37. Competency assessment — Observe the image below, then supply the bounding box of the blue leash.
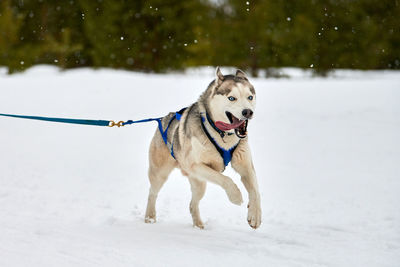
[0,113,162,128]
[0,112,180,159]
[1,110,238,166]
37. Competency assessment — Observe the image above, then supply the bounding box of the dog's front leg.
[190,164,243,205]
[232,142,262,229]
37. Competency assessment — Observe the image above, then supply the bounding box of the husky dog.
[145,67,261,229]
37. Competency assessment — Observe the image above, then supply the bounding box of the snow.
[0,66,399,267]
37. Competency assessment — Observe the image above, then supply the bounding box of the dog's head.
[205,67,256,139]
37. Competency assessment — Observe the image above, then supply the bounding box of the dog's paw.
[193,220,205,229]
[225,182,243,206]
[247,202,261,229]
[145,216,156,224]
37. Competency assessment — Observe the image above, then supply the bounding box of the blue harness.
[200,115,238,167]
[158,108,238,166]
[157,108,186,159]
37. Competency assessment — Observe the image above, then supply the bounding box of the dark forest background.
[0,0,399,75]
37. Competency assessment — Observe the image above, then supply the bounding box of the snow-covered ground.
[0,66,399,267]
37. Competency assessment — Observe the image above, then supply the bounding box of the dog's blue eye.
[248,96,253,100]
[228,96,236,101]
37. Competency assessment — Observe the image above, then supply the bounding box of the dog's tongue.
[215,120,245,131]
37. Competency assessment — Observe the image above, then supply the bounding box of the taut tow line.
[0,113,162,128]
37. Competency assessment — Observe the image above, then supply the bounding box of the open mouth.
[215,112,248,138]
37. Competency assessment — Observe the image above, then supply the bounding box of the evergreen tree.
[0,0,399,74]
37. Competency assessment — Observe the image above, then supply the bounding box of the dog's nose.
[242,109,253,119]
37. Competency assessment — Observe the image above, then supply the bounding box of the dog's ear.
[236,69,248,80]
[215,66,224,85]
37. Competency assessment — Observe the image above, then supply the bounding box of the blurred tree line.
[0,0,399,75]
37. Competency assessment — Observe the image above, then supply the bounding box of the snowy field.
[0,66,399,267]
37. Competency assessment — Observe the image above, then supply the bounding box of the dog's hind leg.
[145,136,175,224]
[188,177,207,229]
[145,160,174,223]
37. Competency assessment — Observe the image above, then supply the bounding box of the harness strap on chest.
[201,115,238,167]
